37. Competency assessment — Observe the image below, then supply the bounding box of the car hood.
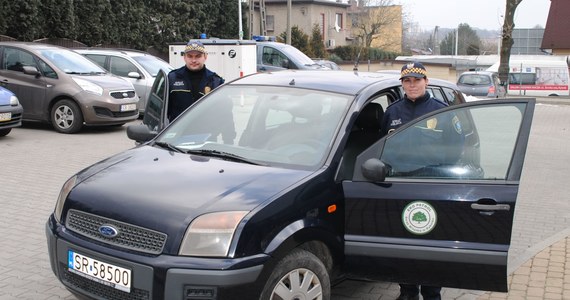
[71,74,133,90]
[65,145,312,247]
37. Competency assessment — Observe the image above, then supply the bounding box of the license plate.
[120,103,137,112]
[68,250,131,293]
[0,112,11,122]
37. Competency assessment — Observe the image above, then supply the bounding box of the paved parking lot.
[1,99,569,299]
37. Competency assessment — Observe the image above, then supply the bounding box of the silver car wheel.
[54,104,75,129]
[270,268,323,300]
[51,99,84,133]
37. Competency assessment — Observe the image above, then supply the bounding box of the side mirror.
[281,59,290,69]
[127,71,142,79]
[127,124,156,143]
[361,158,387,182]
[22,66,40,77]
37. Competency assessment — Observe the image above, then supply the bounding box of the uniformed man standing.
[167,40,225,122]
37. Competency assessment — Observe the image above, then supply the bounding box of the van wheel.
[260,249,330,300]
[51,99,83,134]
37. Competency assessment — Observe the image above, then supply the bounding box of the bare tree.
[499,0,523,86]
[351,0,401,50]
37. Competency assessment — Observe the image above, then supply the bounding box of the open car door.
[142,69,169,133]
[342,99,535,292]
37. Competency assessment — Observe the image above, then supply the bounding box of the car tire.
[0,128,11,136]
[51,99,84,134]
[260,248,330,300]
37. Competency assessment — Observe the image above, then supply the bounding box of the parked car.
[456,70,506,98]
[46,70,535,300]
[0,42,139,133]
[74,48,174,115]
[257,41,328,72]
[0,85,23,136]
[313,59,341,70]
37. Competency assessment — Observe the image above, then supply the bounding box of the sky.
[396,0,551,31]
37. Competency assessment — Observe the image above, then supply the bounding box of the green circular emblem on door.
[402,201,437,235]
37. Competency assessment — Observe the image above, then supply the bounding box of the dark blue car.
[46,70,535,300]
[0,85,23,136]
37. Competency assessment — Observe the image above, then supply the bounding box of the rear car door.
[342,99,535,292]
[141,69,168,132]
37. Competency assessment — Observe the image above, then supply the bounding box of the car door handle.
[471,203,510,211]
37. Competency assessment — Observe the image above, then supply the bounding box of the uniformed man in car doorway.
[167,40,224,122]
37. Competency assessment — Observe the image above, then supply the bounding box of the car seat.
[340,102,384,179]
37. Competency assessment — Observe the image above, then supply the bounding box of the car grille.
[94,106,138,118]
[110,90,136,99]
[66,209,167,255]
[60,264,150,300]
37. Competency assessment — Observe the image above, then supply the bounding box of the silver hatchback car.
[0,42,139,133]
[75,48,173,115]
[457,70,507,98]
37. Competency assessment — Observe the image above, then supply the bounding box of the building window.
[335,13,343,31]
[267,15,275,32]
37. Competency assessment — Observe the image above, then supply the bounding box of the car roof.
[73,48,151,57]
[232,70,461,96]
[0,41,66,51]
[231,70,404,95]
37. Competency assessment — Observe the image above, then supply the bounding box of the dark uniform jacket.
[380,92,447,137]
[380,92,465,173]
[167,66,224,121]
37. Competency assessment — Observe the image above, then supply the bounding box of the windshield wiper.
[153,141,183,153]
[186,149,265,166]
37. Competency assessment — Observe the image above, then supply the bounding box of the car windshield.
[40,49,107,74]
[156,85,351,170]
[282,45,321,66]
[132,55,173,77]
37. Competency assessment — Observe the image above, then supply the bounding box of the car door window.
[441,87,462,105]
[84,54,107,69]
[142,70,167,132]
[379,103,525,180]
[110,56,139,77]
[3,48,37,72]
[261,47,288,68]
[37,59,58,79]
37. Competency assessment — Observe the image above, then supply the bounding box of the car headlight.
[179,211,248,257]
[10,95,19,106]
[54,175,77,223]
[72,77,103,96]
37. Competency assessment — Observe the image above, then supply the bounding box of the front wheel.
[0,128,11,136]
[51,99,83,134]
[260,249,330,300]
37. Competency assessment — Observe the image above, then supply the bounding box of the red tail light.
[488,86,496,94]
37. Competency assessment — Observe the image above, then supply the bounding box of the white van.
[487,55,570,96]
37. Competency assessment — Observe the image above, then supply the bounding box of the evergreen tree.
[3,0,41,41]
[39,0,76,39]
[280,26,311,57]
[310,23,327,59]
[439,23,481,55]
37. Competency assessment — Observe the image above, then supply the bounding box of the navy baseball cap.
[184,40,206,54]
[400,62,427,80]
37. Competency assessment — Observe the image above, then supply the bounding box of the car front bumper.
[45,215,267,300]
